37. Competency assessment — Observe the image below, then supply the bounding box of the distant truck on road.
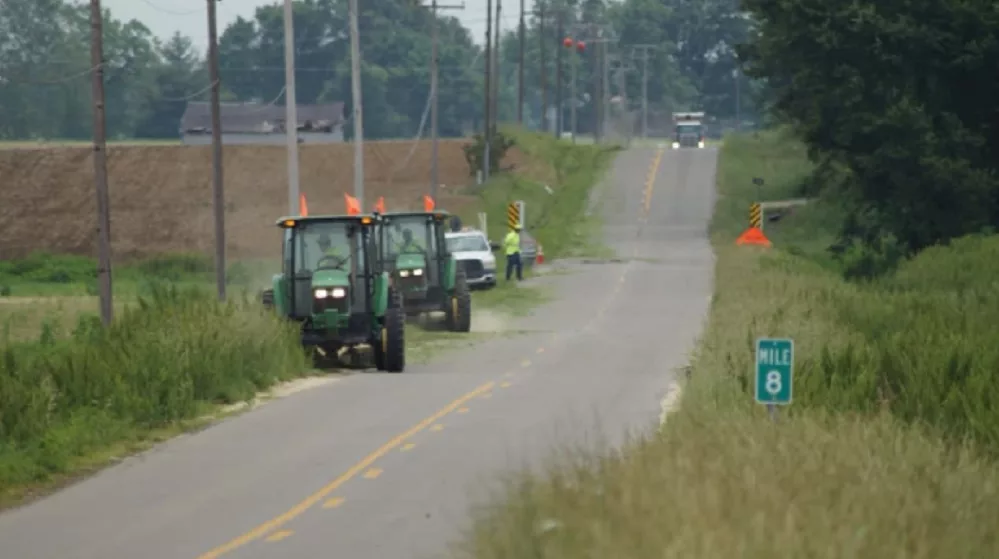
[671,111,706,149]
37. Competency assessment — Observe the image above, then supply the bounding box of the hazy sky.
[105,0,533,52]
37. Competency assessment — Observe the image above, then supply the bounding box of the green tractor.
[261,213,406,372]
[376,210,471,332]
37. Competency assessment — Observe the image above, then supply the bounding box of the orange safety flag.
[344,193,361,215]
[374,196,386,214]
[423,194,435,212]
[299,193,309,216]
[735,227,772,247]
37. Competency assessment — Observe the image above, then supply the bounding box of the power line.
[140,0,202,16]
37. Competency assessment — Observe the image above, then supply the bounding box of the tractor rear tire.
[380,307,405,372]
[446,268,472,333]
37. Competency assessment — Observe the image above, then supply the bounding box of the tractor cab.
[377,210,472,331]
[262,213,405,371]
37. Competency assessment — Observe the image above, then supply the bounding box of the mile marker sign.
[755,338,793,405]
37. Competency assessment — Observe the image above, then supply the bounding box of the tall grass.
[453,130,999,558]
[0,285,308,500]
[459,128,616,261]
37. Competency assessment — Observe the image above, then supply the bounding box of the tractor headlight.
[698,140,705,148]
[672,142,680,149]
[399,270,409,277]
[413,268,424,276]
[315,288,346,299]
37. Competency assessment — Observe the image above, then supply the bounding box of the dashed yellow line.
[322,497,345,509]
[264,530,293,543]
[642,148,665,215]
[196,381,495,558]
[430,424,444,432]
[401,442,416,451]
[362,468,382,479]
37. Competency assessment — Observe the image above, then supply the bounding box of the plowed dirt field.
[0,139,522,260]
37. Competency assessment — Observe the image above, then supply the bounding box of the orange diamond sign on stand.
[736,226,771,247]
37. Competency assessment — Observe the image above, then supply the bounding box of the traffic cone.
[736,227,771,247]
[536,244,545,264]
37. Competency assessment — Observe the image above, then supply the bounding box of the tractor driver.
[315,233,348,269]
[398,228,425,254]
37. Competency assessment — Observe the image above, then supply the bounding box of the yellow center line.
[321,497,345,509]
[642,149,665,215]
[264,530,293,543]
[197,380,495,558]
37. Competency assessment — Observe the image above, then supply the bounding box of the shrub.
[463,130,516,177]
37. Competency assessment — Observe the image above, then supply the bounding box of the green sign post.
[755,338,793,417]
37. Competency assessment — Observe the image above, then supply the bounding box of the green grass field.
[454,129,999,558]
[0,129,613,507]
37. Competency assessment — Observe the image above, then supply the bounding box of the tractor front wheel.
[377,307,406,372]
[446,268,472,332]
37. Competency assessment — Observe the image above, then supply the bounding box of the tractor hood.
[311,268,351,288]
[395,253,426,270]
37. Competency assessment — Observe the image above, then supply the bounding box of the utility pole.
[602,40,610,142]
[554,10,563,138]
[89,0,112,325]
[517,0,525,123]
[207,0,226,300]
[538,2,547,132]
[348,0,365,206]
[492,0,501,130]
[640,46,653,139]
[283,0,300,215]
[570,45,577,142]
[594,38,602,143]
[483,0,492,180]
[428,0,464,199]
[630,44,656,139]
[613,54,630,143]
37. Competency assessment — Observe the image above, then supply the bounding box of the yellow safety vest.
[503,231,520,256]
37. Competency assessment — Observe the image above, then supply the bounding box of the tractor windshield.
[384,215,436,257]
[294,221,365,274]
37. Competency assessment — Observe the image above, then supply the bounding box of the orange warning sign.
[736,227,771,247]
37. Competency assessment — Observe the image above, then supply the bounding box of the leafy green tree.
[739,0,999,256]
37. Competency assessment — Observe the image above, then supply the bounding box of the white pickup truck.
[444,228,498,289]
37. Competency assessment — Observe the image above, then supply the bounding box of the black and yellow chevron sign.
[507,202,520,229]
[750,202,762,228]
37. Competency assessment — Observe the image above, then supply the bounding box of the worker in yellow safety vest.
[503,224,523,281]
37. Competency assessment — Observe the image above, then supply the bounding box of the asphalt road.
[0,144,717,559]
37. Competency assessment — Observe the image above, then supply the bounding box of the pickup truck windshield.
[446,235,489,252]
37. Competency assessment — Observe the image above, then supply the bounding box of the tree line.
[0,0,757,141]
[739,0,999,268]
